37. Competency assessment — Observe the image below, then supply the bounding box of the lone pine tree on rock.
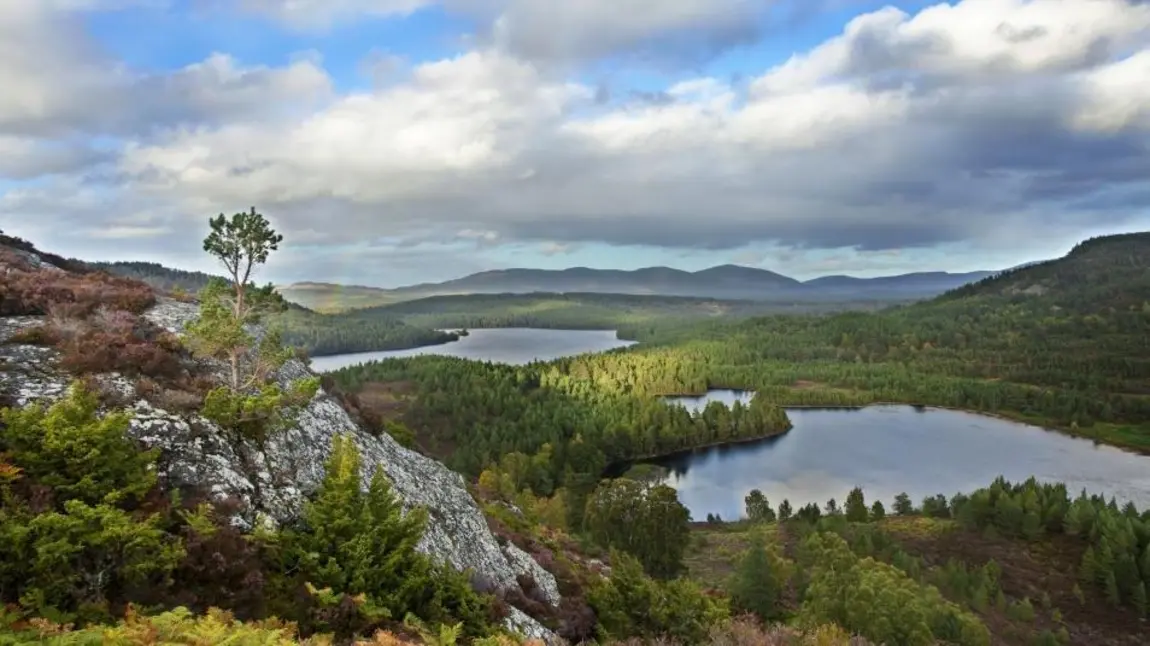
[185,209,318,507]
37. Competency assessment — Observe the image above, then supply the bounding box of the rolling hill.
[280,265,996,312]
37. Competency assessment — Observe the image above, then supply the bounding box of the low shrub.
[0,256,155,317]
[10,304,186,381]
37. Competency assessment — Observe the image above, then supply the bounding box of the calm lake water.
[655,390,1150,520]
[309,328,636,372]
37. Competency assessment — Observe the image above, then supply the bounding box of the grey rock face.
[2,298,561,640]
[0,317,68,406]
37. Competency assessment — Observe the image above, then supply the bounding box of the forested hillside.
[350,292,902,341]
[89,260,221,294]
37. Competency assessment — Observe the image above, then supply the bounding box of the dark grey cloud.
[487,0,764,65]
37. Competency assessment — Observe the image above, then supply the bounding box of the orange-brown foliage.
[1,243,191,382]
[24,306,183,380]
[1,251,155,317]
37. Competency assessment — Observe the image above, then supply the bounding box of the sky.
[2,0,1149,288]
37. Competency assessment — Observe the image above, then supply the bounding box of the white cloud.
[5,0,1150,281]
[760,0,1150,93]
[1072,50,1150,132]
[0,0,331,180]
[539,242,575,256]
[119,50,591,223]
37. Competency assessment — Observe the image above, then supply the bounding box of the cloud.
[0,0,331,180]
[539,242,576,256]
[233,0,775,64]
[0,137,108,179]
[229,0,431,31]
[5,0,1150,283]
[482,0,764,64]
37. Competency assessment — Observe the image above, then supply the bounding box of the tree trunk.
[230,349,241,391]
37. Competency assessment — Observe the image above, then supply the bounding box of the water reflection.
[649,392,1150,520]
[310,328,636,371]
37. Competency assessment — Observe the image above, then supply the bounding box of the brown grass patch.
[1,254,202,395]
[1,250,155,317]
[356,381,415,416]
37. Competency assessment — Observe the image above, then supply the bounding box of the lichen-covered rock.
[506,606,556,643]
[2,298,562,641]
[0,316,68,406]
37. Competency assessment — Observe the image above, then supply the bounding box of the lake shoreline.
[308,327,636,372]
[605,400,1149,482]
[780,402,1150,457]
[628,401,1150,519]
[305,331,461,359]
[654,390,1149,457]
[605,424,795,478]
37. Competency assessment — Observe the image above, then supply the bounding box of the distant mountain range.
[280,265,998,311]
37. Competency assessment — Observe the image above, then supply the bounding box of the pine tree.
[1072,583,1085,605]
[744,489,775,522]
[192,208,285,391]
[1079,546,1098,585]
[283,434,477,638]
[845,487,868,523]
[728,532,783,621]
[584,479,691,578]
[1021,510,1043,540]
[824,498,839,516]
[188,212,318,456]
[870,500,886,521]
[1114,553,1140,600]
[893,492,914,516]
[1104,570,1121,607]
[778,499,793,522]
[0,383,158,507]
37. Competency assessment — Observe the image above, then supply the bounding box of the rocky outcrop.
[0,317,68,406]
[1,297,561,641]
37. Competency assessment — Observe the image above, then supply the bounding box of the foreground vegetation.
[3,375,1146,644]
